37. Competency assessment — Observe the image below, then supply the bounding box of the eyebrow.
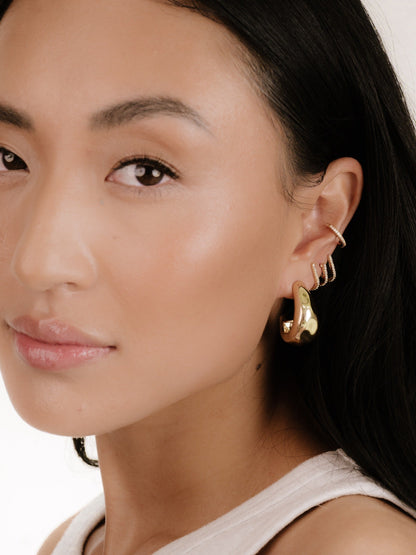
[90,97,210,132]
[0,103,34,130]
[0,96,211,133]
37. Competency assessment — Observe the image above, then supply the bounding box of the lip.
[9,315,114,347]
[8,316,116,371]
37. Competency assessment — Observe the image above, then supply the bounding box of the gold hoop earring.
[310,254,337,289]
[326,224,346,248]
[327,254,336,282]
[280,281,318,344]
[319,262,329,286]
[310,263,321,291]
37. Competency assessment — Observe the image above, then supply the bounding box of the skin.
[0,1,366,553]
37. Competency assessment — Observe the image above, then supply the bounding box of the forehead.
[0,0,259,131]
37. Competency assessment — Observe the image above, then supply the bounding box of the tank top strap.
[155,449,416,554]
[52,493,105,555]
[53,449,416,555]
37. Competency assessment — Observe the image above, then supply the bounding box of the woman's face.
[0,0,301,435]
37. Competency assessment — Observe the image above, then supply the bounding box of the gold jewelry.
[280,281,318,344]
[309,225,345,290]
[319,261,329,286]
[310,263,321,291]
[328,254,336,282]
[326,224,346,248]
[311,256,336,290]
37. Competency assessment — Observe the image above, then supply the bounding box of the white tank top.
[52,449,416,554]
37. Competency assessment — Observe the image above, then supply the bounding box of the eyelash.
[108,155,180,194]
[0,147,180,195]
[111,155,178,177]
[0,147,28,172]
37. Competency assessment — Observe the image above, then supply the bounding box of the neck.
[90,352,329,554]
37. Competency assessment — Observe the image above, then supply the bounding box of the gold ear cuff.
[327,223,347,248]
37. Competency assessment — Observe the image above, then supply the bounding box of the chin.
[11,403,96,437]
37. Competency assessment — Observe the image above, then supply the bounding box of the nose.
[11,176,98,293]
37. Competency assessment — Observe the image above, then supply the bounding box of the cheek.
[0,169,290,437]
[97,186,289,422]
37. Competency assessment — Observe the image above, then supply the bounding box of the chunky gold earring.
[280,281,318,344]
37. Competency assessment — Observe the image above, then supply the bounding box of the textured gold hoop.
[319,262,329,286]
[326,224,346,248]
[310,263,321,291]
[280,281,318,344]
[327,254,336,282]
[309,224,344,293]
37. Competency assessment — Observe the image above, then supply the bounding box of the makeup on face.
[8,316,116,372]
[13,332,114,371]
[0,0,294,436]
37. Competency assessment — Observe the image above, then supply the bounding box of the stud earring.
[280,281,318,344]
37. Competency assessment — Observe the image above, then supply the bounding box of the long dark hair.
[2,0,416,510]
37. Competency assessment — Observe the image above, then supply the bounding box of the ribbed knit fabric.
[52,449,416,554]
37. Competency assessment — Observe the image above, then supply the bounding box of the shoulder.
[264,495,416,555]
[314,495,416,555]
[37,512,79,555]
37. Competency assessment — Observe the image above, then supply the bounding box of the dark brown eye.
[135,165,164,186]
[0,148,27,171]
[108,156,178,191]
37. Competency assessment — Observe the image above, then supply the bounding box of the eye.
[108,156,179,189]
[0,147,28,172]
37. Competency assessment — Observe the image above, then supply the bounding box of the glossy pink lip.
[8,316,116,371]
[9,316,114,347]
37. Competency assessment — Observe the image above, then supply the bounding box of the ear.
[278,157,363,298]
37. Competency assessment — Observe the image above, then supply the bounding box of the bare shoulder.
[263,495,416,555]
[37,512,79,555]
[314,495,416,555]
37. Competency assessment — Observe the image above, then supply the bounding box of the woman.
[0,0,415,553]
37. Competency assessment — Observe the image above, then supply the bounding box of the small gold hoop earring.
[319,262,329,286]
[326,224,346,248]
[327,254,336,282]
[280,281,318,344]
[310,263,320,291]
